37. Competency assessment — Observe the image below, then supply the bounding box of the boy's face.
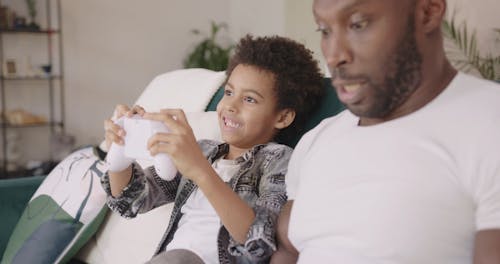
[217,64,288,152]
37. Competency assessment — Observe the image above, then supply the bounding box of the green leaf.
[443,14,499,81]
[184,20,233,71]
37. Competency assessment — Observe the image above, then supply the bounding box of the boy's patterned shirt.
[101,139,292,263]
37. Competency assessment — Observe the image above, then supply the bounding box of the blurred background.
[0,0,498,176]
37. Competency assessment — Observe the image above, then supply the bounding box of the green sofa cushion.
[205,78,344,147]
[0,176,45,256]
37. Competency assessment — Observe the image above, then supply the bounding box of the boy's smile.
[217,64,291,159]
[222,116,241,129]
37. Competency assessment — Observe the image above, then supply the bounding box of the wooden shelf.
[0,76,62,81]
[0,122,63,128]
[0,29,60,34]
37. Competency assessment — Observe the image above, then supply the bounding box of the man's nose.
[322,35,353,70]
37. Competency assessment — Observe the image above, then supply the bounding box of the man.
[272,0,500,263]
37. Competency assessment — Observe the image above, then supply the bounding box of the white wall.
[3,1,498,165]
[284,0,328,75]
[228,0,326,74]
[228,0,285,39]
[62,0,230,146]
[446,0,500,54]
[228,0,326,76]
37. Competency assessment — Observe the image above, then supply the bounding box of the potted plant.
[25,0,40,31]
[184,21,234,71]
[442,14,500,81]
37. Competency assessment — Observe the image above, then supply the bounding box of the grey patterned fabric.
[101,139,292,263]
[147,249,204,264]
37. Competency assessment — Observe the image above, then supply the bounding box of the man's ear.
[274,109,296,129]
[416,0,447,34]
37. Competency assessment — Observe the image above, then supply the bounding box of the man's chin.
[346,104,388,120]
[345,104,370,118]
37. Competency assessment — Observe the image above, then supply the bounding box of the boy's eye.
[243,96,257,104]
[350,20,368,31]
[224,89,233,96]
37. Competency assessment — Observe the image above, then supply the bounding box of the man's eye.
[316,27,330,37]
[244,96,257,104]
[350,20,368,31]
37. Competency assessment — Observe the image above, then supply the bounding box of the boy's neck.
[226,145,251,160]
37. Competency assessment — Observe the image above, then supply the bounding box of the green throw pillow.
[1,147,109,264]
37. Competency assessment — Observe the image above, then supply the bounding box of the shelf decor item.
[25,0,40,31]
[0,6,8,29]
[40,64,52,76]
[3,59,17,76]
[183,21,233,71]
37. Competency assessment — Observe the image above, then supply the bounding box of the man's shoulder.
[448,72,500,115]
[303,110,354,139]
[452,72,500,97]
[291,110,353,154]
[456,72,500,87]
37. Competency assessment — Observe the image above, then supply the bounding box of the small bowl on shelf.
[40,64,52,76]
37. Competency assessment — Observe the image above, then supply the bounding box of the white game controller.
[106,115,177,181]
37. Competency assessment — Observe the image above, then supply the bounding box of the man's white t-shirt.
[166,158,239,264]
[286,73,500,263]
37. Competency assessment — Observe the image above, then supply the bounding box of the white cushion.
[99,68,225,152]
[134,68,226,113]
[77,69,224,264]
[77,204,174,264]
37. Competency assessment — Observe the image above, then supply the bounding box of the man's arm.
[271,200,299,264]
[473,230,500,264]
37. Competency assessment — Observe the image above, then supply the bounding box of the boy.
[101,35,324,263]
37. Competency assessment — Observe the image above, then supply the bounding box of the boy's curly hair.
[226,35,325,145]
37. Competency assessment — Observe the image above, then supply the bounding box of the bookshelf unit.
[0,0,64,178]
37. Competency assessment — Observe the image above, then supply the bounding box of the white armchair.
[77,68,226,264]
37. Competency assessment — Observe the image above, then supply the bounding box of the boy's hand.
[103,104,146,150]
[143,109,211,182]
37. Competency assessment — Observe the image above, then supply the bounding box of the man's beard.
[368,14,423,118]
